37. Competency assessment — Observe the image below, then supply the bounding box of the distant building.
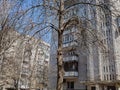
[49,0,120,90]
[0,30,50,90]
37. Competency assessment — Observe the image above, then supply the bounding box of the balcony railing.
[64,71,78,77]
[63,56,78,62]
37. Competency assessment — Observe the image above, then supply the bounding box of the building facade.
[50,0,120,90]
[0,30,50,90]
[19,36,50,90]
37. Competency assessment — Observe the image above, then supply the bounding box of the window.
[104,75,106,80]
[115,16,120,38]
[106,66,108,72]
[64,61,78,71]
[110,74,112,80]
[112,74,115,80]
[107,74,109,80]
[103,66,105,72]
[117,16,120,27]
[64,7,77,19]
[111,65,114,72]
[63,34,74,44]
[79,4,86,17]
[91,87,96,90]
[67,81,74,89]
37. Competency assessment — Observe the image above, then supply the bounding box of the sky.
[15,0,52,44]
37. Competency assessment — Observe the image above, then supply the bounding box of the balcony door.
[67,81,74,90]
[91,86,96,90]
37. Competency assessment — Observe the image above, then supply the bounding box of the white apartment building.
[19,36,50,90]
[49,0,120,90]
[0,30,50,90]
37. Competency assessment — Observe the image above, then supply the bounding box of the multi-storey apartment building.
[50,0,120,90]
[19,36,50,90]
[0,30,50,90]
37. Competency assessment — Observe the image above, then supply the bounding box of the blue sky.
[15,0,52,44]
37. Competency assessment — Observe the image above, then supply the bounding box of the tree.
[0,0,47,89]
[37,1,119,90]
[0,0,120,90]
[0,0,24,87]
[27,0,119,90]
[0,30,50,90]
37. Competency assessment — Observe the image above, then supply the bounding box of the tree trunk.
[56,32,64,90]
[56,0,64,90]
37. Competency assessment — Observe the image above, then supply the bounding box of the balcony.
[64,71,78,77]
[63,56,78,62]
[64,61,78,78]
[63,41,77,48]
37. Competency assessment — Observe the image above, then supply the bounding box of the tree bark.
[57,32,64,90]
[56,0,64,90]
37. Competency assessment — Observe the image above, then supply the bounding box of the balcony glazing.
[64,71,78,77]
[63,55,78,62]
[63,41,77,47]
[64,61,78,77]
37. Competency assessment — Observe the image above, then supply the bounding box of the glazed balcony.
[63,41,77,48]
[63,55,78,62]
[64,61,78,77]
[64,71,78,77]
